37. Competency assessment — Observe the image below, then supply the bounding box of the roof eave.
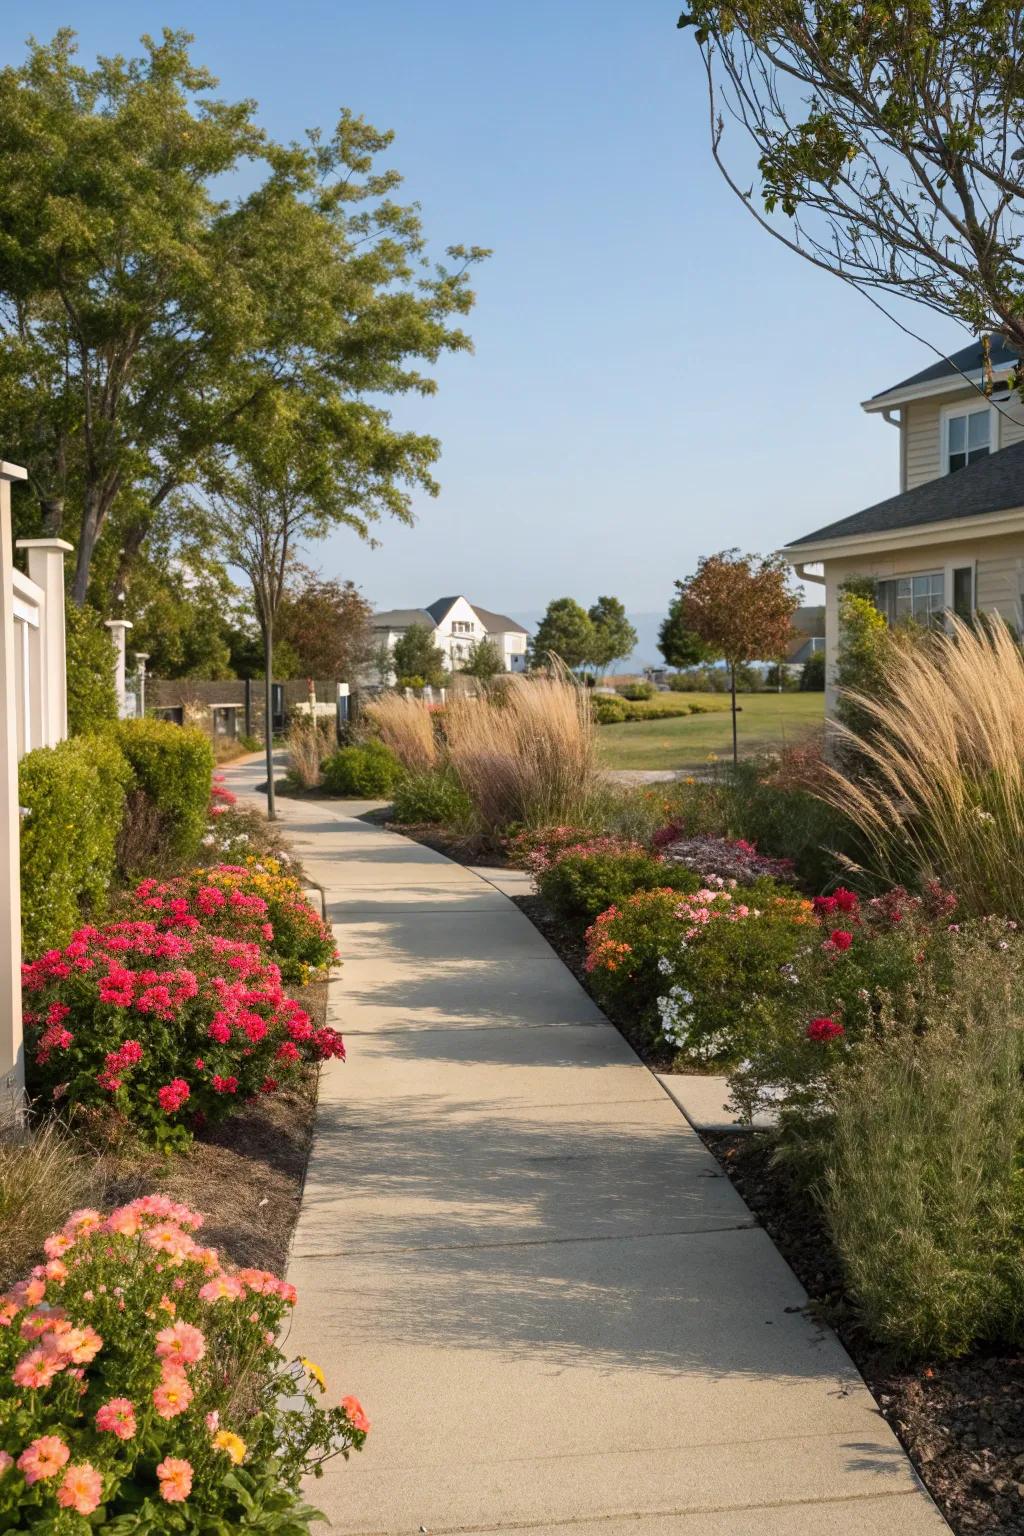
[862,366,1013,413]
[781,503,1024,564]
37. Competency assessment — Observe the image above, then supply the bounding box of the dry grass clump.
[0,1121,104,1288]
[444,670,597,834]
[362,693,438,774]
[819,617,1024,916]
[286,715,335,789]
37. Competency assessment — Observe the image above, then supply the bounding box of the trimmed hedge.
[19,735,133,957]
[594,696,726,725]
[65,602,118,737]
[322,739,402,797]
[113,718,215,861]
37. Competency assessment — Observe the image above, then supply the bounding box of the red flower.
[806,1017,845,1043]
[832,887,859,913]
[157,1079,190,1114]
[211,1075,238,1095]
[813,895,838,917]
[829,929,853,952]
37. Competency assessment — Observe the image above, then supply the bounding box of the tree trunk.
[730,661,738,768]
[263,626,277,821]
[40,496,65,538]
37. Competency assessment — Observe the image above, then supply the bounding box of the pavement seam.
[291,1220,761,1258]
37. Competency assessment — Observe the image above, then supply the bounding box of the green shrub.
[391,767,474,826]
[716,755,855,891]
[64,602,118,737]
[616,681,655,701]
[800,649,826,690]
[592,695,629,724]
[538,846,700,924]
[823,1016,1024,1359]
[582,887,700,1033]
[19,735,132,956]
[322,738,402,796]
[113,718,214,862]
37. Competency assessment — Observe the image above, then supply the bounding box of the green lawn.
[596,691,825,771]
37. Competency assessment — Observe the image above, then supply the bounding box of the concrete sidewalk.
[226,761,948,1535]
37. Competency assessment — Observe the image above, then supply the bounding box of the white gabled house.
[370,595,529,681]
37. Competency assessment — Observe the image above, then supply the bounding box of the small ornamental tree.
[674,550,799,763]
[275,571,374,682]
[531,598,595,672]
[586,596,637,676]
[461,635,505,680]
[392,624,447,689]
[657,594,717,670]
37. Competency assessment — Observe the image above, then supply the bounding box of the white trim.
[782,503,1024,564]
[939,398,995,477]
[862,366,1013,413]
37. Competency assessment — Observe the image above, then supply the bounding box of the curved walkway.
[226,761,948,1536]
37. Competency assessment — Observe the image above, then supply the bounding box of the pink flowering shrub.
[0,1196,367,1529]
[22,923,345,1148]
[130,860,337,986]
[504,825,594,873]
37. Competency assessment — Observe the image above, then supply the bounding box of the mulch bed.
[705,1132,1024,1535]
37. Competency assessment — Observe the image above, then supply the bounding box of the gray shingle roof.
[372,599,530,636]
[371,607,435,629]
[469,604,529,636]
[787,439,1024,549]
[873,335,1019,399]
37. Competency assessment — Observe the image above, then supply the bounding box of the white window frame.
[876,568,947,627]
[940,400,995,475]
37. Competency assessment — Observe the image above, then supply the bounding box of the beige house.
[785,334,1024,713]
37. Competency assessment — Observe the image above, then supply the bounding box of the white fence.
[0,464,72,1116]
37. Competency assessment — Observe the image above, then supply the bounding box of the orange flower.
[56,1462,103,1515]
[157,1456,193,1502]
[17,1435,70,1484]
[152,1374,193,1419]
[341,1395,371,1434]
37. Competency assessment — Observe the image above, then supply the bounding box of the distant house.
[784,606,826,668]
[370,595,530,680]
[783,335,1024,713]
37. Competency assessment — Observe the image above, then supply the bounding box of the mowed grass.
[596,691,825,770]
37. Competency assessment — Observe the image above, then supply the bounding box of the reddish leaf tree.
[275,571,374,682]
[674,550,798,764]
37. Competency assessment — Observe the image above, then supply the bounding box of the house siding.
[903,388,978,489]
[821,529,1024,713]
[997,394,1024,450]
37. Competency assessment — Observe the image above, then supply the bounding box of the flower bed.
[23,923,344,1150]
[0,1195,366,1529]
[131,859,337,985]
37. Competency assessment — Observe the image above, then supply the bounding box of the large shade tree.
[587,596,637,676]
[0,30,486,602]
[677,1,1024,366]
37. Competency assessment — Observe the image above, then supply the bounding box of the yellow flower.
[301,1357,326,1391]
[213,1430,247,1465]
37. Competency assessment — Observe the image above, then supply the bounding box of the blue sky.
[6,2,971,618]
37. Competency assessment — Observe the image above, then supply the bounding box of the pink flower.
[157,1456,193,1502]
[152,1373,193,1418]
[18,1435,70,1484]
[0,1451,12,1478]
[56,1462,103,1515]
[155,1321,206,1366]
[13,1347,61,1389]
[806,1017,845,1043]
[157,1079,190,1113]
[341,1394,371,1433]
[95,1397,137,1440]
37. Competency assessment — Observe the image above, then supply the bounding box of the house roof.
[869,334,1019,406]
[787,438,1024,550]
[374,597,529,636]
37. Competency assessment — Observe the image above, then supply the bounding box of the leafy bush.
[391,767,474,826]
[321,738,402,796]
[131,860,337,986]
[537,843,700,924]
[800,649,826,690]
[591,695,629,724]
[114,719,214,863]
[19,735,133,957]
[22,922,346,1149]
[615,681,655,701]
[64,603,118,738]
[822,1015,1024,1359]
[0,1195,367,1529]
[582,888,706,1030]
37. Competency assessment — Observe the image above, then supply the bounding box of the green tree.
[0,31,487,603]
[658,594,717,669]
[586,596,637,675]
[64,602,118,736]
[461,635,505,681]
[678,2,1024,355]
[835,587,891,737]
[800,649,826,691]
[674,550,798,764]
[391,625,447,690]
[531,598,595,672]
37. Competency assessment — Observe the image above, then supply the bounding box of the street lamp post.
[135,653,150,718]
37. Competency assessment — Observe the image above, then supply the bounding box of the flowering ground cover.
[0,1195,366,1530]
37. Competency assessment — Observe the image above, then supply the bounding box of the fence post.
[16,538,73,746]
[0,461,29,1120]
[104,619,133,716]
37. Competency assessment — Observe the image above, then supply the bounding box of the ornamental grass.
[444,670,597,836]
[362,692,438,774]
[820,616,1024,919]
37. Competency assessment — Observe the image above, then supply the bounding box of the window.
[953,566,974,621]
[451,620,474,634]
[945,407,990,473]
[876,572,945,626]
